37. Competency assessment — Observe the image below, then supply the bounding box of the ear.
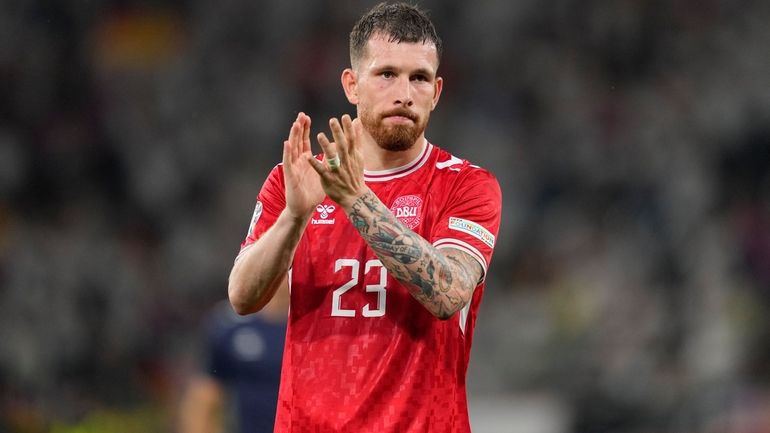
[341,68,359,105]
[430,76,444,111]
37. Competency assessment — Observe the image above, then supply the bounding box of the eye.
[412,74,428,82]
[381,71,395,79]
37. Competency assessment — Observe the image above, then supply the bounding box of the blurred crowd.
[0,0,768,432]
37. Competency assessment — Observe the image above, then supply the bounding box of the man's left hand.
[306,114,369,209]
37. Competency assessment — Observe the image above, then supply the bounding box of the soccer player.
[228,2,502,432]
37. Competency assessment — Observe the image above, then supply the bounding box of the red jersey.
[239,140,502,433]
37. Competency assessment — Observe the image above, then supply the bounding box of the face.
[343,35,443,152]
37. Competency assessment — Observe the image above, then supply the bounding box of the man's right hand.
[229,112,322,315]
[283,112,325,220]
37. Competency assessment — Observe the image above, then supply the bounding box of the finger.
[329,117,347,155]
[306,154,328,176]
[341,114,355,157]
[288,120,301,160]
[349,118,363,156]
[317,132,339,161]
[294,121,304,160]
[300,112,312,154]
[283,140,292,167]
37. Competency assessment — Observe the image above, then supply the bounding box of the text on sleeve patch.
[448,216,495,248]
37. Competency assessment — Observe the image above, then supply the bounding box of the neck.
[360,130,427,171]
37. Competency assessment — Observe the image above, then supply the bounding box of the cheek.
[361,78,389,93]
[415,84,436,101]
[418,90,437,110]
[358,86,384,106]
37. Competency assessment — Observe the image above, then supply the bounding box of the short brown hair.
[349,2,442,68]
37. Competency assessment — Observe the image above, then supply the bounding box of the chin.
[373,125,421,152]
[377,139,414,152]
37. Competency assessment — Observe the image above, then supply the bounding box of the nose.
[394,76,413,107]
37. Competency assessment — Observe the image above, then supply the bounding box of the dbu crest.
[390,195,422,229]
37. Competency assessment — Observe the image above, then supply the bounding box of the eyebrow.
[372,65,435,78]
[410,68,434,77]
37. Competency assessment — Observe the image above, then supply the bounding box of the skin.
[228,35,483,319]
[343,34,442,168]
[178,375,224,433]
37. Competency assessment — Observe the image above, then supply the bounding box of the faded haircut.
[349,2,443,69]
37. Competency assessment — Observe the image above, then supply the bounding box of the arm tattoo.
[347,191,483,319]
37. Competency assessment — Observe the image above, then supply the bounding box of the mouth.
[383,115,414,124]
[381,110,417,124]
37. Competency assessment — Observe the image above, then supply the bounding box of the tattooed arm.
[346,190,483,319]
[305,115,483,318]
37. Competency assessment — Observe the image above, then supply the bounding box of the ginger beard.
[360,106,428,152]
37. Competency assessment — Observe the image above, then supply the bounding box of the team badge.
[390,195,422,229]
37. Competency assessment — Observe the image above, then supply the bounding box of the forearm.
[228,208,308,314]
[343,190,478,319]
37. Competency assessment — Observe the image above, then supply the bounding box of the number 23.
[331,259,387,317]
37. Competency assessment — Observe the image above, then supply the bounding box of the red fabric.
[239,142,502,433]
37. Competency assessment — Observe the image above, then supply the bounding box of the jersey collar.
[363,139,433,182]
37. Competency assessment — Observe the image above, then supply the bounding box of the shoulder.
[256,163,287,199]
[430,144,501,192]
[267,162,285,181]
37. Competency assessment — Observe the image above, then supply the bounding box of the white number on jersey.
[331,259,387,317]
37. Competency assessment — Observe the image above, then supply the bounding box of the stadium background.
[1,0,769,432]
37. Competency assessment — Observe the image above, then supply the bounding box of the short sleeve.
[430,167,502,282]
[237,164,286,260]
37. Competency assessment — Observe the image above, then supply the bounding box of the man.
[178,289,288,433]
[228,2,502,432]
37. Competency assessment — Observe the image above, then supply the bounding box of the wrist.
[339,187,371,212]
[280,207,313,226]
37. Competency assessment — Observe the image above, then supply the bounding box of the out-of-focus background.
[1,0,769,432]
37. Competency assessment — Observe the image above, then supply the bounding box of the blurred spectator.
[178,288,288,433]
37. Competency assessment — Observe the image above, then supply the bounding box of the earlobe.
[341,69,359,105]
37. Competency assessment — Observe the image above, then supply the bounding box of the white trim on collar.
[363,139,432,182]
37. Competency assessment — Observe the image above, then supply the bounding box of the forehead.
[359,34,439,72]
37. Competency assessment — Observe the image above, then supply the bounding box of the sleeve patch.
[247,201,263,236]
[448,217,495,248]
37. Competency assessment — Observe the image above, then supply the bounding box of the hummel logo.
[316,204,336,219]
[312,204,336,225]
